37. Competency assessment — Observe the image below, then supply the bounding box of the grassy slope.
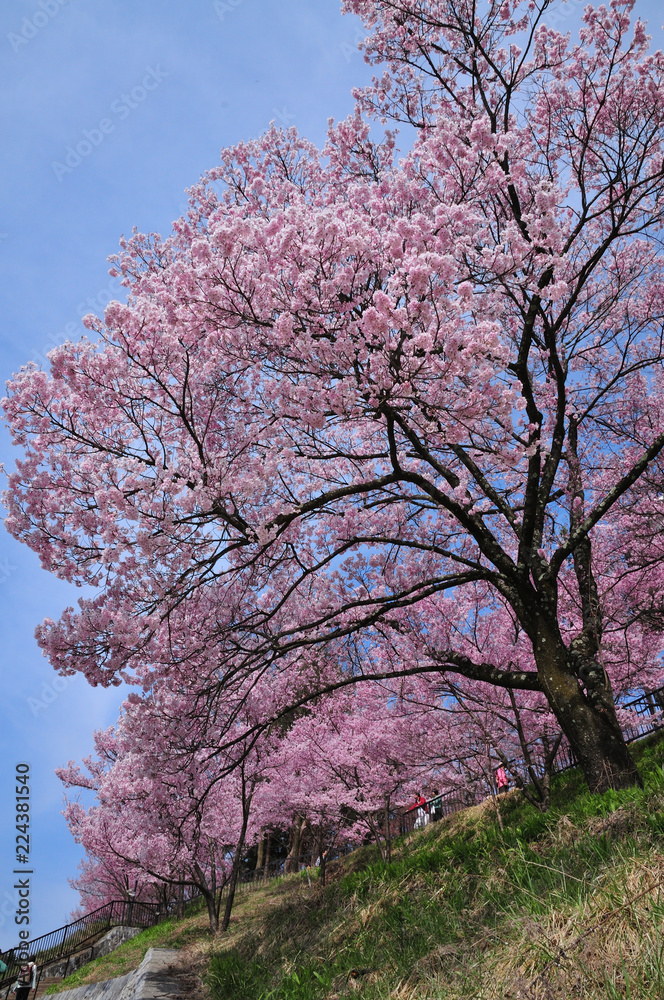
[49,734,664,999]
[43,910,211,994]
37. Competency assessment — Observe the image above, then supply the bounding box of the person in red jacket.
[413,792,429,828]
[495,766,509,795]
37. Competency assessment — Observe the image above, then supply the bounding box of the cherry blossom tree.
[58,685,281,933]
[252,684,434,868]
[6,0,664,792]
[59,734,232,932]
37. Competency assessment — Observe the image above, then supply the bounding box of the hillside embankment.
[48,733,664,999]
[41,948,180,1000]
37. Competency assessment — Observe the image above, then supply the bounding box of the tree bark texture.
[532,614,641,793]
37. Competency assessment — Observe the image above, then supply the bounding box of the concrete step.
[44,949,182,1000]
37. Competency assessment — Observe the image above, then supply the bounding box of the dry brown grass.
[398,850,664,999]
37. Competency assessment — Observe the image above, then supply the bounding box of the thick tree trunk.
[540,417,642,793]
[533,617,641,793]
[193,861,219,933]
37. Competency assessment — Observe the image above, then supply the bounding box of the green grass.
[47,734,664,999]
[44,909,210,993]
[207,734,664,1000]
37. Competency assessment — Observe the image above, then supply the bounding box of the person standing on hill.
[496,767,509,796]
[413,793,429,828]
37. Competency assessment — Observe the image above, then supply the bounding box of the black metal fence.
[0,857,355,995]
[0,898,160,996]
[398,683,664,834]
[533,686,664,777]
[621,688,664,742]
[400,786,479,835]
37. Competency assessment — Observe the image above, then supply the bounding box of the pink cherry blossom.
[5,0,664,795]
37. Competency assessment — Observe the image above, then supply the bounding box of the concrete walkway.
[48,949,182,1000]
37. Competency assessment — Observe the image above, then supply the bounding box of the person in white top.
[12,958,37,1000]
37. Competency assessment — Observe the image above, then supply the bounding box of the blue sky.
[0,0,373,946]
[0,0,663,949]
